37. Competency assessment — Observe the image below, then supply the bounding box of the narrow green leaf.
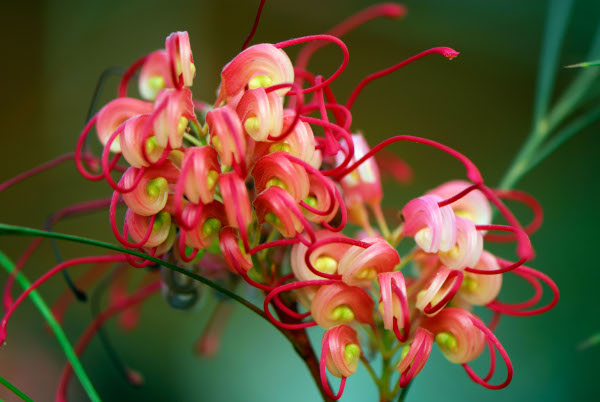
[532,0,574,128]
[564,59,600,69]
[528,103,600,171]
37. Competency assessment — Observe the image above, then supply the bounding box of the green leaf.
[564,59,600,69]
[532,0,574,128]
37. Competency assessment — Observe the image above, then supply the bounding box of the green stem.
[0,224,280,336]
[360,355,381,388]
[183,133,203,146]
[0,373,34,402]
[0,250,101,402]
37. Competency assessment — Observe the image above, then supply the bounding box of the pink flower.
[402,195,457,253]
[311,282,374,328]
[217,43,294,106]
[428,180,491,225]
[337,236,400,286]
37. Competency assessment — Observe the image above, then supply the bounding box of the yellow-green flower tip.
[177,116,189,134]
[145,136,159,155]
[146,177,168,198]
[265,212,282,227]
[269,142,291,153]
[244,116,260,135]
[331,305,355,323]
[357,267,377,280]
[315,255,338,275]
[152,211,171,233]
[344,344,361,364]
[148,76,165,92]
[461,276,478,292]
[304,196,318,208]
[248,74,273,89]
[202,218,222,237]
[207,170,219,190]
[435,331,457,351]
[266,177,287,190]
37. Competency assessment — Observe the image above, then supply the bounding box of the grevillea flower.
[138,50,174,101]
[377,271,410,341]
[302,173,338,224]
[438,216,483,270]
[216,43,294,106]
[322,325,361,378]
[457,251,503,306]
[311,282,374,328]
[236,87,284,141]
[429,180,491,225]
[120,114,166,167]
[121,161,179,216]
[153,88,196,149]
[415,266,463,316]
[184,201,226,250]
[252,152,310,202]
[165,31,196,88]
[291,230,350,282]
[124,210,172,250]
[218,172,252,235]
[422,307,485,364]
[219,227,253,273]
[319,325,361,399]
[0,4,561,400]
[336,134,383,207]
[254,186,305,238]
[206,106,247,167]
[337,236,400,286]
[396,327,434,387]
[402,195,457,253]
[96,98,153,152]
[256,110,322,168]
[181,146,220,204]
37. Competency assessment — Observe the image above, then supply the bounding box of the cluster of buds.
[0,3,559,400]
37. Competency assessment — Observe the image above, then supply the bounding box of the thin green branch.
[0,250,101,402]
[0,223,279,335]
[0,373,34,402]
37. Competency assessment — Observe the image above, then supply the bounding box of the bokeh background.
[1,0,599,401]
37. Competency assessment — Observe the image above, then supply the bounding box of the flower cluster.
[0,3,559,400]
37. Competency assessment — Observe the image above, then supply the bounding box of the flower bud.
[311,282,374,328]
[337,237,400,287]
[138,50,174,101]
[217,43,294,105]
[97,98,153,153]
[153,87,196,149]
[402,195,456,253]
[165,31,195,87]
[322,325,361,378]
[236,87,283,141]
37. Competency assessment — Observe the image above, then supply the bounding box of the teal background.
[0,0,599,401]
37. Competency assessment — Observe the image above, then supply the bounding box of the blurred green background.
[1,0,599,400]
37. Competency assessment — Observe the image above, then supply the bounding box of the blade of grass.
[0,250,101,402]
[0,373,34,402]
[527,103,600,171]
[499,0,574,190]
[532,0,574,127]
